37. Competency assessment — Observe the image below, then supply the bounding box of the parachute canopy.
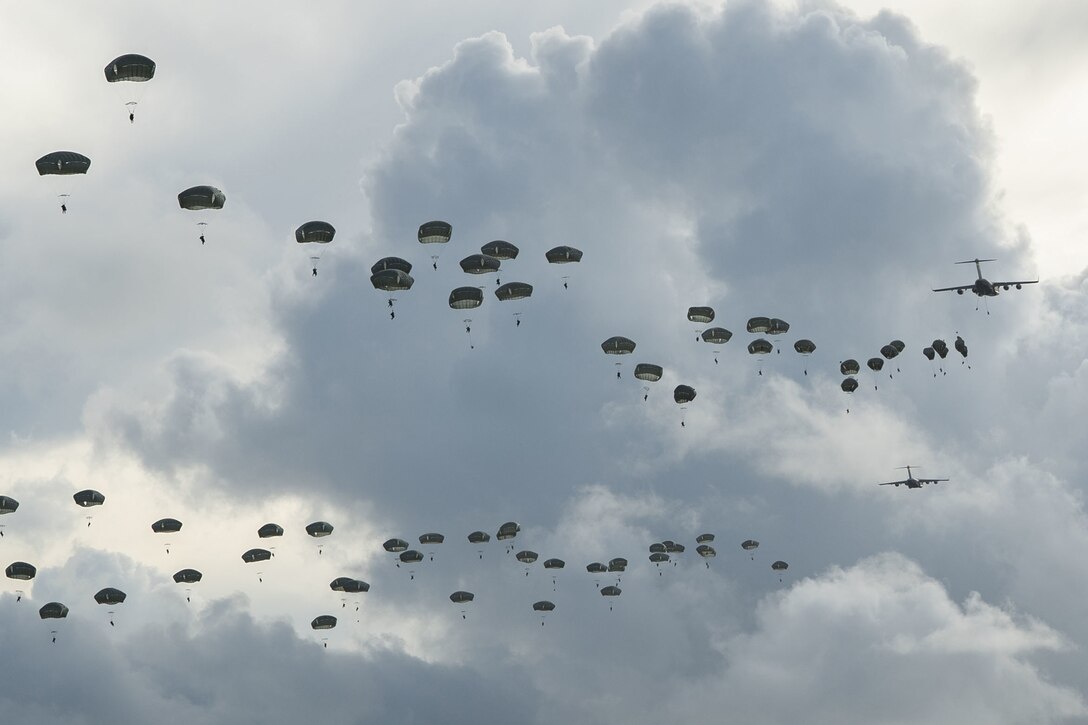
[418,221,452,244]
[0,496,19,514]
[748,339,773,355]
[673,385,696,404]
[73,490,105,507]
[543,558,565,569]
[306,521,334,538]
[419,533,445,545]
[459,254,500,275]
[840,359,860,376]
[649,552,670,563]
[741,539,760,551]
[532,600,555,612]
[545,246,582,264]
[880,344,899,360]
[890,340,906,353]
[399,550,424,564]
[932,339,949,359]
[370,269,414,292]
[923,347,936,361]
[258,523,284,539]
[771,561,789,572]
[768,318,790,335]
[955,336,968,358]
[177,185,225,210]
[173,569,203,584]
[608,558,628,572]
[701,327,733,345]
[600,585,622,597]
[746,317,771,334]
[104,54,155,82]
[516,550,539,564]
[329,577,369,593]
[371,257,412,275]
[295,221,335,244]
[311,615,337,630]
[39,602,69,620]
[151,518,182,534]
[633,363,663,382]
[242,548,272,563]
[497,522,521,540]
[586,562,607,574]
[495,282,533,301]
[467,531,491,544]
[36,151,91,176]
[601,336,636,355]
[383,538,409,553]
[687,307,715,324]
[450,591,475,604]
[841,377,859,393]
[94,587,127,605]
[481,240,518,259]
[696,545,716,559]
[794,339,816,355]
[5,561,36,580]
[866,357,884,372]
[449,287,483,309]
[696,533,715,544]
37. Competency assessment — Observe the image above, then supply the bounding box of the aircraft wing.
[932,284,973,293]
[991,279,1038,289]
[917,478,949,484]
[878,480,905,486]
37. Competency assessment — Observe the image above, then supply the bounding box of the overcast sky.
[2,1,1088,723]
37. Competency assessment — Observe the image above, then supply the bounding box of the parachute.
[419,221,452,269]
[94,587,126,626]
[151,518,182,533]
[793,339,816,375]
[73,489,105,507]
[586,562,607,573]
[687,307,715,340]
[173,568,203,584]
[296,221,335,276]
[306,521,334,538]
[634,363,663,400]
[242,548,272,563]
[495,282,533,327]
[419,533,444,561]
[0,495,18,537]
[311,615,337,645]
[866,357,884,372]
[932,339,949,359]
[450,591,475,619]
[39,601,68,642]
[460,254,500,275]
[104,54,155,122]
[923,347,935,361]
[600,585,622,611]
[880,343,901,374]
[767,318,790,335]
[497,522,520,552]
[696,545,716,567]
[516,550,538,576]
[258,523,284,539]
[370,268,414,318]
[449,287,483,309]
[746,317,771,334]
[701,327,732,363]
[399,550,424,579]
[383,538,409,553]
[687,306,715,324]
[468,530,491,559]
[955,335,968,359]
[673,385,696,404]
[174,568,202,601]
[748,339,773,374]
[36,152,90,213]
[771,560,789,582]
[602,336,636,379]
[178,185,226,244]
[481,240,518,260]
[696,533,715,543]
[543,558,565,569]
[545,245,582,288]
[841,377,858,411]
[840,359,860,376]
[533,600,555,625]
[607,557,627,572]
[371,257,413,274]
[5,561,36,581]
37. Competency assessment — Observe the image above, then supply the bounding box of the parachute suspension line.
[513,312,522,327]
[680,406,688,428]
[464,319,474,349]
[310,256,320,277]
[642,386,650,402]
[431,254,439,271]
[58,193,70,214]
[388,297,397,320]
[615,362,622,380]
[561,275,570,290]
[197,221,208,245]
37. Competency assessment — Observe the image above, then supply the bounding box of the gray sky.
[2,1,1088,723]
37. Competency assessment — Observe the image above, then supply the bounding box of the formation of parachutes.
[2,493,791,642]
